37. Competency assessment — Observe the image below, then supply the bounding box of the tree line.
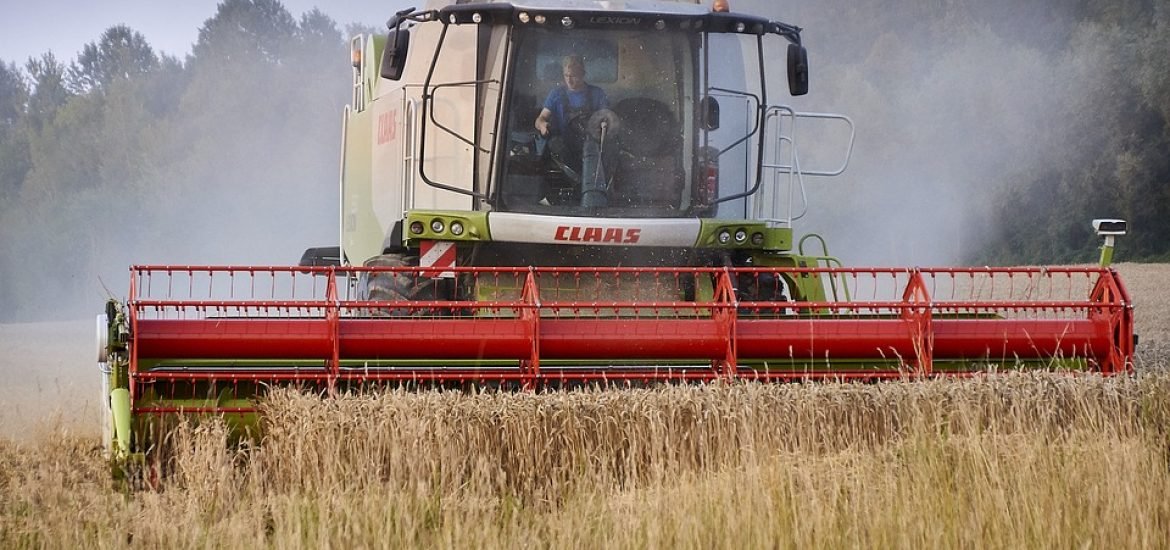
[768,0,1170,265]
[0,0,350,321]
[1,0,1168,321]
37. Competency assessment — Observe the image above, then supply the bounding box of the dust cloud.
[0,321,97,441]
[744,0,1092,266]
[0,6,349,436]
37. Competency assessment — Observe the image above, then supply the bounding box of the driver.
[534,55,617,207]
[535,55,608,137]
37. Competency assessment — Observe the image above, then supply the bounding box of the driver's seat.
[612,98,684,208]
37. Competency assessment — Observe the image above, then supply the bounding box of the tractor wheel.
[736,271,790,317]
[361,254,444,316]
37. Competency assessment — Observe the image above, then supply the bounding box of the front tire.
[361,254,446,316]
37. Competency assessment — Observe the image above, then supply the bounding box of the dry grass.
[2,373,1169,549]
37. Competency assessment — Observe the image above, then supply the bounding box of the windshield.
[496,27,699,218]
[492,25,768,220]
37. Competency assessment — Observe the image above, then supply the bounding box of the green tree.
[1138,4,1170,128]
[23,52,69,131]
[67,25,159,94]
[191,0,298,66]
[0,2,358,321]
[0,61,25,127]
[0,61,30,201]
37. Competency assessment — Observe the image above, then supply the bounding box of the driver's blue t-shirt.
[542,85,609,135]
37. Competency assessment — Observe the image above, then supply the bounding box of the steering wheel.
[567,109,621,143]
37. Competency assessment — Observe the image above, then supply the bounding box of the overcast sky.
[0,0,415,66]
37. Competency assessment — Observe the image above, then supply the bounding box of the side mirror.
[381,29,411,80]
[700,96,721,131]
[787,43,808,96]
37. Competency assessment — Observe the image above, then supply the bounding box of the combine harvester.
[97,0,1135,455]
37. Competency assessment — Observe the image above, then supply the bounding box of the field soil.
[0,320,96,441]
[0,263,1165,441]
[1113,263,1170,347]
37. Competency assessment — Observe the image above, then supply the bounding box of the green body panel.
[110,388,131,456]
[1099,242,1115,267]
[760,227,793,251]
[131,405,262,452]
[340,32,393,265]
[341,107,382,264]
[750,253,831,302]
[363,34,386,100]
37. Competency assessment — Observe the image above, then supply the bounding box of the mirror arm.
[385,7,415,31]
[386,8,437,58]
[387,7,437,30]
[768,21,803,45]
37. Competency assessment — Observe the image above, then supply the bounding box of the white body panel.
[367,21,480,234]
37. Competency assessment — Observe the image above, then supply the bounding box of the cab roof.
[430,0,710,16]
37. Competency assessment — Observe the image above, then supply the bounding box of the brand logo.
[376,110,398,145]
[554,225,642,244]
[590,16,641,25]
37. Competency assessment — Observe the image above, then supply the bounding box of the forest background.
[1,0,1167,322]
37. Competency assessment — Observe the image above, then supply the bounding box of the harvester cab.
[324,0,856,279]
[97,0,1134,459]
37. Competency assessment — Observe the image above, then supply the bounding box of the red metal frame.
[125,265,1135,414]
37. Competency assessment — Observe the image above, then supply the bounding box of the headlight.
[717,229,732,244]
[430,219,445,233]
[734,229,748,243]
[410,221,424,234]
[450,221,465,236]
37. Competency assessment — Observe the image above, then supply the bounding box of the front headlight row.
[716,228,763,246]
[410,218,467,237]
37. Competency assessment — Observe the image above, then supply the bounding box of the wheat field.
[1,263,1168,549]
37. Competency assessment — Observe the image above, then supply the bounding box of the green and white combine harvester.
[97,0,1135,457]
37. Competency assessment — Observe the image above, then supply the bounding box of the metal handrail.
[755,108,856,224]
